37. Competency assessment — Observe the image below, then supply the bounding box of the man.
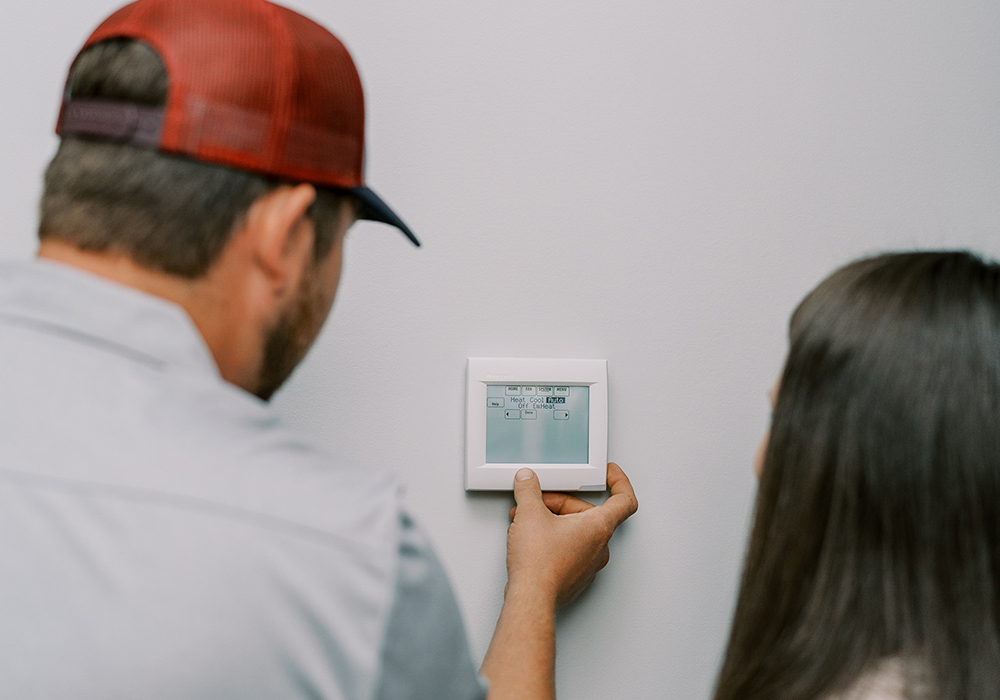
[0,1,637,698]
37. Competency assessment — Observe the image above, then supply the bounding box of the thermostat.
[465,358,608,491]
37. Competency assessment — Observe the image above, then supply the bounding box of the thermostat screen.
[485,385,590,464]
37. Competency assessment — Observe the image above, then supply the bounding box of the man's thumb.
[513,468,543,506]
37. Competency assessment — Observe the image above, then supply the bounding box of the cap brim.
[351,186,420,247]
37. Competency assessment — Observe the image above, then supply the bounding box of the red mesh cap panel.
[78,0,364,188]
[277,6,364,188]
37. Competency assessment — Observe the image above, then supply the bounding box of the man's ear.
[244,183,316,292]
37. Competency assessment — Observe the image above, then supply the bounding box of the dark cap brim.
[350,186,420,247]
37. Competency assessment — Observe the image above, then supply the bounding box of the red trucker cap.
[56,0,419,246]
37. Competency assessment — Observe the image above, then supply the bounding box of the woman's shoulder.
[827,658,928,700]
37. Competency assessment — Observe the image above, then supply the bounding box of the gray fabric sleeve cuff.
[373,511,487,700]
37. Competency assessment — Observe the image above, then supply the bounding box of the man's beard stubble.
[254,261,326,401]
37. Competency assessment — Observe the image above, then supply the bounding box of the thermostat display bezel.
[465,357,608,491]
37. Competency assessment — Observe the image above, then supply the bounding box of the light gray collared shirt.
[0,259,486,700]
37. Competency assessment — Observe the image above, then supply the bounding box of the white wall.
[3,1,999,697]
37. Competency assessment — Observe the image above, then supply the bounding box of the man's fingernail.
[515,469,534,481]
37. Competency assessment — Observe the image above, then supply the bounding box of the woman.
[714,251,1000,700]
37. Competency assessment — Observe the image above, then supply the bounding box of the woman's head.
[716,251,1000,700]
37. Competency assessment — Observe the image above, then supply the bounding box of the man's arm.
[480,463,638,700]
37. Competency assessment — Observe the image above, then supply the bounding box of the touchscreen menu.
[485,385,590,464]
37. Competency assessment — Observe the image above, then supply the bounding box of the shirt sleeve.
[373,512,488,700]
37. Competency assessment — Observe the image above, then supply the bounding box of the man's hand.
[505,462,638,607]
[481,463,637,700]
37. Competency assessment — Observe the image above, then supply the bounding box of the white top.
[0,259,486,700]
[828,658,926,700]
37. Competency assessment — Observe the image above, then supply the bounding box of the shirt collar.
[0,258,220,379]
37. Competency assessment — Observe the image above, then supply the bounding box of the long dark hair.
[714,251,1000,700]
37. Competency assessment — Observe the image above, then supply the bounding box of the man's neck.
[37,239,263,392]
[39,239,204,305]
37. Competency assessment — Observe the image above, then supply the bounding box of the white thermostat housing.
[465,357,608,491]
